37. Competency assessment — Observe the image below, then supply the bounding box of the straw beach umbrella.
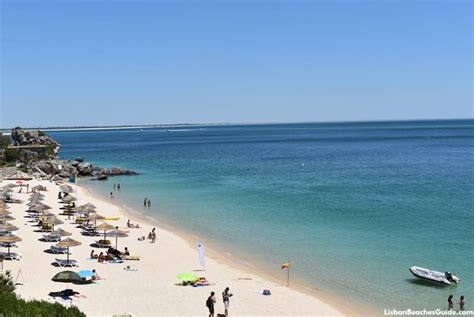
[0,209,12,215]
[0,223,19,233]
[81,203,96,210]
[96,222,115,241]
[42,217,64,232]
[88,213,105,228]
[56,238,81,262]
[0,233,22,256]
[51,228,72,240]
[107,228,128,249]
[0,214,15,223]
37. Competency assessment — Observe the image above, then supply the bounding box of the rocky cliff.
[6,128,138,180]
[11,128,61,154]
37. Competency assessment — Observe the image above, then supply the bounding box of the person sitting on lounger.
[123,247,130,256]
[90,250,98,259]
[98,252,106,263]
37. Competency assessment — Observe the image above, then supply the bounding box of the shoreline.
[78,181,380,317]
[1,177,349,316]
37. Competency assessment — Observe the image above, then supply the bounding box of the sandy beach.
[1,178,348,317]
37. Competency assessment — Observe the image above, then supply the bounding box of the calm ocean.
[49,120,474,312]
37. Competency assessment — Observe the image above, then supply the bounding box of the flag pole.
[287,260,290,287]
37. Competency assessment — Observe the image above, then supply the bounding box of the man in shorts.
[222,287,233,316]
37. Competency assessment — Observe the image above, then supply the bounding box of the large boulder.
[76,162,93,176]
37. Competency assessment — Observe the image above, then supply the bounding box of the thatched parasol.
[0,233,22,256]
[56,238,81,262]
[107,228,129,249]
[0,222,19,233]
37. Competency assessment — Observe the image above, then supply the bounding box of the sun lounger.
[54,258,78,267]
[0,242,17,248]
[122,255,140,261]
[43,234,61,242]
[1,252,22,260]
[82,228,100,236]
[50,246,70,254]
[95,240,111,248]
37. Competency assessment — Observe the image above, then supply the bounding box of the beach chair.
[95,240,111,248]
[49,246,70,254]
[54,258,78,267]
[41,224,53,232]
[0,242,17,248]
[1,252,22,260]
[122,255,141,261]
[43,234,61,242]
[82,228,100,236]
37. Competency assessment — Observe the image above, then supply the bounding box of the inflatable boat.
[409,266,460,285]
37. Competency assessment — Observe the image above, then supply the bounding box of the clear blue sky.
[1,0,472,128]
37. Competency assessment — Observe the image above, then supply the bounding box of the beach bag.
[263,289,271,296]
[206,297,213,308]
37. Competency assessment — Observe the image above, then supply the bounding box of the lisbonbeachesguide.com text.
[384,309,474,316]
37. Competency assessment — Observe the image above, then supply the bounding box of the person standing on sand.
[206,291,216,317]
[222,287,233,316]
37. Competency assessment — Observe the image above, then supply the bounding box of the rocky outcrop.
[9,128,138,180]
[11,128,61,154]
[76,162,93,176]
[94,167,138,176]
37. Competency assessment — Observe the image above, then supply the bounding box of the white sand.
[1,178,348,317]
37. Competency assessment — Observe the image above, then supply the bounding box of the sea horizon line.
[1,117,473,133]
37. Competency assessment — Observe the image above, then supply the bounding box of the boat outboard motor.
[445,272,453,282]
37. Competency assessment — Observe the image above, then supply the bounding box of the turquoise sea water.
[50,120,474,313]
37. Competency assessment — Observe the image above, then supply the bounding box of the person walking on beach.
[222,287,233,316]
[459,296,465,311]
[206,291,216,317]
[448,295,454,310]
[144,198,147,206]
